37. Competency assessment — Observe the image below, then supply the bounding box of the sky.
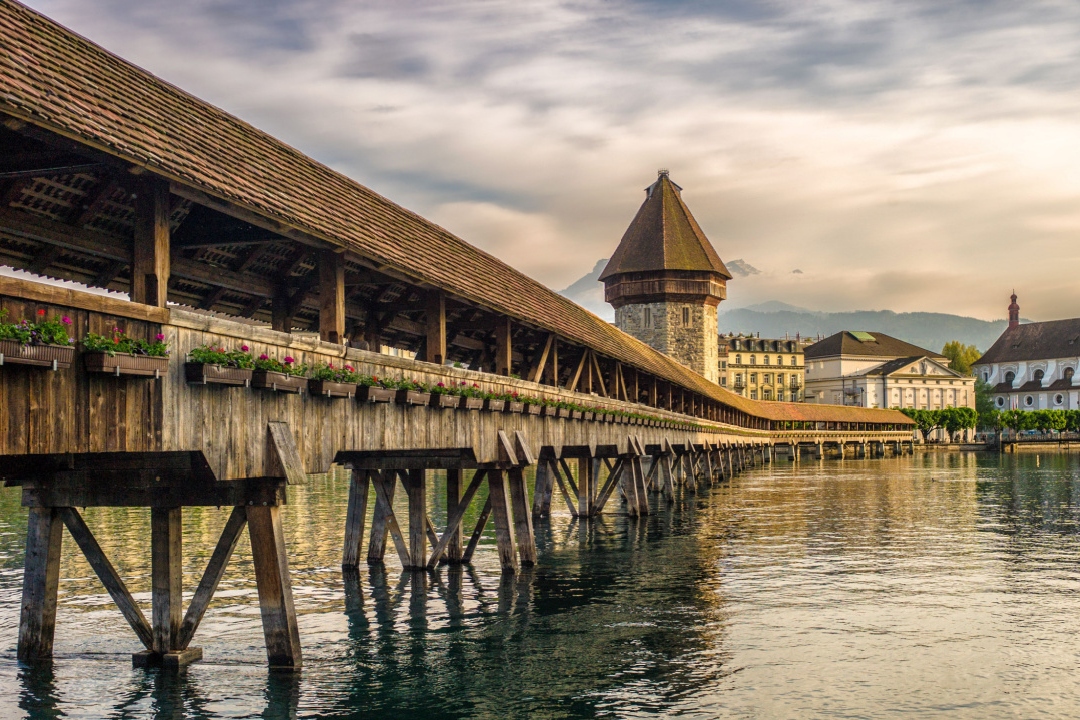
[22,0,1080,321]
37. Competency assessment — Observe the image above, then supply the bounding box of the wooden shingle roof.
[975,319,1080,365]
[599,172,731,281]
[0,2,909,428]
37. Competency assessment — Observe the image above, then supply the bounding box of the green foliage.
[979,408,1005,431]
[253,352,307,377]
[974,380,996,419]
[187,343,255,369]
[0,308,75,346]
[309,362,360,383]
[83,326,169,357]
[941,341,982,376]
[1001,409,1032,432]
[1029,409,1067,433]
[1067,410,1080,433]
[941,407,977,437]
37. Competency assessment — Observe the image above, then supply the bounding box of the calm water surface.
[3,452,1080,718]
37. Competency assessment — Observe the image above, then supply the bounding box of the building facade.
[601,171,732,383]
[722,335,809,402]
[804,331,975,412]
[973,293,1080,411]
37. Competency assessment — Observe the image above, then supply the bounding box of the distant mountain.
[739,300,811,314]
[718,307,1009,354]
[558,258,613,319]
[726,258,760,277]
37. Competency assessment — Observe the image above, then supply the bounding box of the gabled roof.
[599,173,731,281]
[975,318,1080,365]
[804,331,945,361]
[863,355,962,378]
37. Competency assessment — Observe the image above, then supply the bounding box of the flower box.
[570,410,583,420]
[84,352,168,378]
[309,380,356,398]
[484,399,506,412]
[541,405,558,417]
[431,393,460,409]
[556,407,570,418]
[526,403,542,415]
[185,362,252,387]
[460,396,485,410]
[506,401,525,414]
[358,385,395,403]
[0,340,74,370]
[396,389,430,406]
[252,370,307,394]
[583,411,594,421]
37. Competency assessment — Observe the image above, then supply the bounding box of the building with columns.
[973,293,1080,411]
[803,331,975,412]
[601,171,731,383]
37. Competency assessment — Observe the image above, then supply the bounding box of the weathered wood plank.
[17,507,63,662]
[487,470,518,572]
[342,469,370,569]
[247,504,302,670]
[507,467,536,566]
[151,506,182,654]
[406,468,426,569]
[445,468,464,563]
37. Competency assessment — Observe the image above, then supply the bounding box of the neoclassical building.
[721,335,810,401]
[973,293,1080,411]
[804,331,975,411]
[601,171,731,383]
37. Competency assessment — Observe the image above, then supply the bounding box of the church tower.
[1008,291,1020,330]
[601,171,731,383]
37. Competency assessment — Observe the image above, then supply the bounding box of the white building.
[973,293,1080,411]
[804,331,975,412]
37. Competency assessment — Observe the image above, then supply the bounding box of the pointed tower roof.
[600,171,731,281]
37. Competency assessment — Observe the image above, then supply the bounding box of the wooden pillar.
[132,177,170,307]
[318,249,345,343]
[271,284,292,333]
[487,471,519,572]
[549,338,559,386]
[342,469,370,569]
[425,290,446,365]
[633,457,649,515]
[495,316,512,376]
[367,472,396,564]
[507,467,537,566]
[406,469,426,569]
[532,461,554,517]
[18,507,63,663]
[445,469,464,563]
[248,505,302,670]
[151,507,182,656]
[577,457,593,517]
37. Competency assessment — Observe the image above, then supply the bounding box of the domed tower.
[1008,291,1020,330]
[600,171,731,383]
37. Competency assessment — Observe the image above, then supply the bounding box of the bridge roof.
[0,2,910,428]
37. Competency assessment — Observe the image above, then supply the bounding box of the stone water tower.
[600,171,731,383]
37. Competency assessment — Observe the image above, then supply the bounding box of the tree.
[1001,409,1032,434]
[941,407,978,440]
[974,380,995,419]
[941,341,981,376]
[1031,409,1066,433]
[1067,409,1080,433]
[901,408,943,442]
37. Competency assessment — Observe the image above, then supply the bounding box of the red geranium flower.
[37,308,46,316]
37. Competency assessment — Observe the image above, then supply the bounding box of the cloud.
[22,0,1080,321]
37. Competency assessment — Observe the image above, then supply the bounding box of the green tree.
[974,380,995,419]
[1031,409,1066,433]
[1001,409,1032,434]
[941,341,982,376]
[1067,409,1080,433]
[941,407,977,440]
[901,408,943,442]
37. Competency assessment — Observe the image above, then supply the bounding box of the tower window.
[644,308,652,328]
[682,307,691,326]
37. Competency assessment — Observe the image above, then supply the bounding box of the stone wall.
[616,301,718,383]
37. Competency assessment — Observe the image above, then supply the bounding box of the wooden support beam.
[462,496,493,564]
[342,470,370,569]
[487,471,518,572]
[550,461,578,516]
[248,505,302,670]
[445,469,465,563]
[267,422,306,485]
[527,333,554,384]
[132,177,170,307]
[59,507,153,649]
[550,337,559,386]
[151,507,182,655]
[369,473,410,567]
[590,351,607,397]
[17,507,63,663]
[425,290,446,365]
[494,315,512,376]
[198,285,227,311]
[566,350,588,393]
[532,460,555,517]
[27,244,62,275]
[318,249,346,344]
[507,467,537,567]
[92,259,126,289]
[177,506,247,650]
[426,469,486,569]
[406,469,427,569]
[70,176,118,227]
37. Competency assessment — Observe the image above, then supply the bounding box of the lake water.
[4,451,1080,718]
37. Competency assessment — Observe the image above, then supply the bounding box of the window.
[1005,371,1015,385]
[1066,367,1076,383]
[790,356,797,366]
[1055,394,1064,405]
[763,390,772,400]
[764,373,772,384]
[777,373,784,384]
[763,355,770,365]
[750,355,756,365]
[778,391,786,402]
[996,397,1005,408]
[776,355,784,365]
[721,361,727,370]
[1025,395,1034,407]
[643,308,652,328]
[750,373,758,384]
[1033,369,1044,384]
[682,307,691,326]
[750,391,757,400]
[721,377,727,386]
[735,354,741,364]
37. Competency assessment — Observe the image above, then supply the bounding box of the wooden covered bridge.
[0,2,913,671]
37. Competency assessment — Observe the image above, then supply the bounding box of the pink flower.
[155,333,165,341]
[61,316,71,325]
[437,382,445,388]
[113,326,121,333]
[259,353,269,361]
[328,363,334,369]
[345,365,354,372]
[240,345,249,352]
[283,356,294,365]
